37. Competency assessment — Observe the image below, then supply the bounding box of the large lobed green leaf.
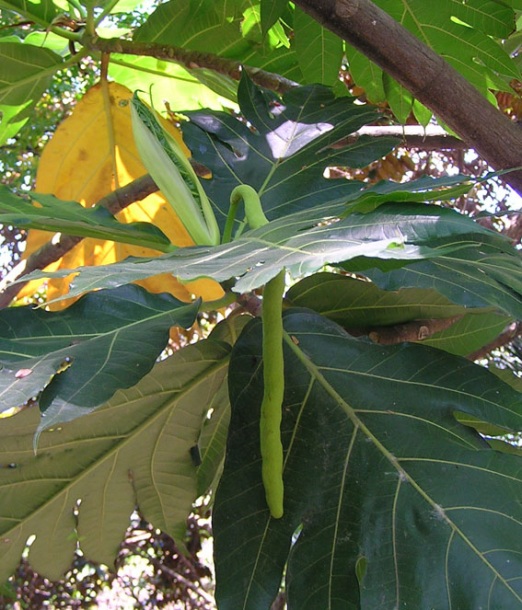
[134,0,302,82]
[182,75,398,229]
[0,338,230,582]
[213,311,522,609]
[0,285,200,432]
[293,7,344,85]
[18,197,518,311]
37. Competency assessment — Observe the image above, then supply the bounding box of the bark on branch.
[81,35,297,94]
[353,125,467,150]
[293,0,522,197]
[362,316,463,346]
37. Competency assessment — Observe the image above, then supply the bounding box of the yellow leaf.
[19,81,223,309]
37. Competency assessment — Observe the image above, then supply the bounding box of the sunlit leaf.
[346,0,520,120]
[108,55,232,110]
[0,41,62,144]
[134,0,302,81]
[293,7,344,85]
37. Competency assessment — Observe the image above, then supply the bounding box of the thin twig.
[147,555,215,605]
[467,322,522,361]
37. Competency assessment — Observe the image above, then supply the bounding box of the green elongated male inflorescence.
[230,185,286,519]
[130,92,220,247]
[259,269,286,518]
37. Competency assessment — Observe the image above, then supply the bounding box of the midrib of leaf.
[329,423,358,608]
[110,57,199,83]
[6,301,199,347]
[283,331,522,602]
[399,0,431,46]
[0,52,80,98]
[239,375,313,610]
[257,87,319,197]
[391,477,402,605]
[4,354,230,542]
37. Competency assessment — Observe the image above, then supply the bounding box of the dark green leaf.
[260,0,288,36]
[287,272,512,356]
[0,0,58,26]
[0,187,173,251]
[183,75,398,228]
[214,311,522,610]
[366,245,522,319]
[287,272,470,326]
[0,285,200,430]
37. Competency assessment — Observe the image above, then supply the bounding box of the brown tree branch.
[364,316,464,346]
[467,322,522,361]
[352,125,467,150]
[0,174,159,308]
[81,35,297,95]
[293,0,522,197]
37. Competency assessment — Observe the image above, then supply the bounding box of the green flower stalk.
[131,93,220,247]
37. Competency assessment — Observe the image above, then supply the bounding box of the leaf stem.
[230,185,269,230]
[94,0,122,25]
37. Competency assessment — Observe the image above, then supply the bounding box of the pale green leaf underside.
[18,200,517,314]
[0,339,230,581]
